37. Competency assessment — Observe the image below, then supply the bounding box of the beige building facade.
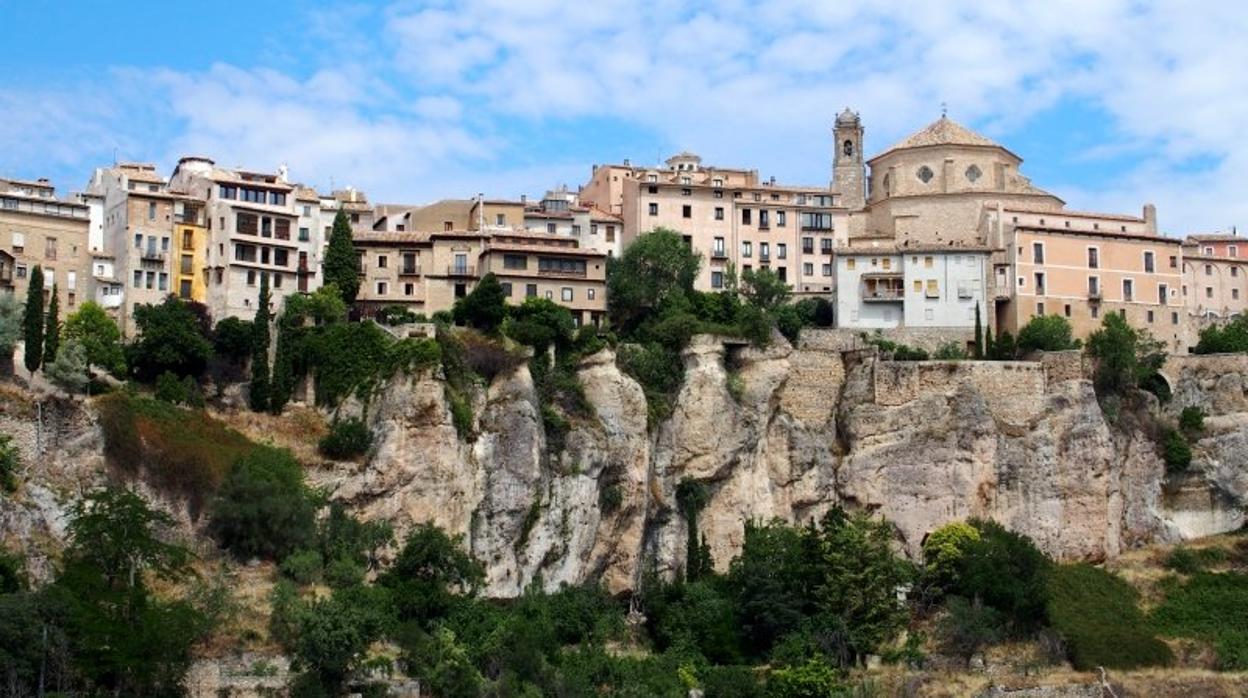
[0,177,91,315]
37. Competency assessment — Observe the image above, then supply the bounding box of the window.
[1123,278,1134,302]
[378,255,388,269]
[926,279,939,297]
[1034,272,1046,295]
[802,237,814,254]
[405,283,414,296]
[742,241,752,257]
[803,262,813,276]
[924,256,933,268]
[1206,286,1214,298]
[966,164,982,182]
[561,287,573,301]
[1233,245,1240,258]
[299,227,310,241]
[1147,310,1154,323]
[1092,305,1099,318]
[1173,312,1179,324]
[881,257,891,270]
[133,270,141,288]
[777,244,787,259]
[1088,247,1099,269]
[538,257,587,275]
[713,237,725,256]
[742,209,752,225]
[500,282,512,297]
[179,280,192,299]
[1169,255,1178,269]
[455,283,467,299]
[496,213,506,226]
[547,223,557,234]
[572,225,581,235]
[714,207,724,220]
[760,242,770,260]
[237,212,258,235]
[1159,284,1168,304]
[917,165,934,183]
[503,254,527,270]
[681,187,691,195]
[682,205,692,219]
[1036,302,1045,315]
[846,258,855,270]
[1033,242,1045,264]
[801,212,833,230]
[144,271,155,289]
[913,280,922,293]
[148,202,157,220]
[274,249,288,267]
[777,211,786,227]
[606,226,616,242]
[1144,251,1155,273]
[44,237,56,260]
[648,203,658,216]
[1064,304,1071,317]
[182,230,193,248]
[1206,264,1213,276]
[588,289,596,300]
[1088,276,1100,297]
[822,264,832,277]
[711,271,724,289]
[181,255,193,274]
[526,284,537,298]
[759,210,770,229]
[713,190,723,199]
[1235,289,1241,301]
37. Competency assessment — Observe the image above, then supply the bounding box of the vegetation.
[319,417,374,459]
[22,266,43,372]
[1194,315,1248,354]
[1152,571,1248,669]
[1016,314,1079,353]
[933,341,968,360]
[1180,406,1206,436]
[1162,427,1193,473]
[1085,312,1166,398]
[866,333,929,361]
[63,301,126,376]
[973,304,984,358]
[1045,563,1172,669]
[126,296,214,381]
[452,272,508,333]
[44,338,89,393]
[1164,545,1226,574]
[208,447,319,561]
[0,292,23,376]
[0,433,18,493]
[43,283,59,363]
[249,273,272,411]
[322,209,360,305]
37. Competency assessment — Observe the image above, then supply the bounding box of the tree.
[22,266,44,372]
[991,329,1016,360]
[64,301,126,376]
[0,433,18,492]
[127,296,214,381]
[973,305,984,359]
[379,523,484,625]
[44,338,89,393]
[954,519,1051,630]
[249,274,272,412]
[452,273,507,332]
[322,209,360,305]
[43,283,60,363]
[1016,314,1078,354]
[1085,313,1166,397]
[741,267,791,312]
[607,228,701,332]
[211,316,254,363]
[1194,315,1248,354]
[0,292,22,376]
[504,297,575,351]
[207,447,317,561]
[984,321,995,360]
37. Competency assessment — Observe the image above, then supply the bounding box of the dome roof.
[870,116,1014,162]
[836,107,860,126]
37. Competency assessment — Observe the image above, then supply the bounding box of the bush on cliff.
[1152,571,1248,669]
[942,519,1051,631]
[1045,563,1172,670]
[318,417,373,460]
[1085,312,1166,398]
[1016,314,1080,354]
[208,447,318,561]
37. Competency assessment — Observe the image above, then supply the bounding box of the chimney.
[1143,203,1157,235]
[769,176,776,186]
[623,158,630,167]
[521,194,527,205]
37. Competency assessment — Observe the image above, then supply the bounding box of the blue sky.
[2,1,1246,235]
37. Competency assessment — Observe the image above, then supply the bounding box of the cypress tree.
[985,321,996,361]
[43,284,59,363]
[22,266,44,372]
[973,304,984,359]
[322,209,360,305]
[249,274,271,412]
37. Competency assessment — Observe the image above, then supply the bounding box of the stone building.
[0,176,91,315]
[580,152,848,295]
[169,157,320,321]
[521,187,623,258]
[1181,233,1248,346]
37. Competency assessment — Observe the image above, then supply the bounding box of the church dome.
[836,108,860,127]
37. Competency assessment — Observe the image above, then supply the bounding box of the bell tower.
[831,107,865,210]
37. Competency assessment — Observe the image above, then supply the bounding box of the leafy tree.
[922,521,982,593]
[52,487,205,695]
[290,585,393,693]
[249,274,272,412]
[0,292,22,376]
[212,316,254,363]
[322,209,360,305]
[607,228,701,332]
[379,523,484,625]
[934,342,968,360]
[1194,315,1248,354]
[127,296,214,381]
[44,338,89,393]
[765,657,846,698]
[43,283,59,363]
[1086,313,1166,397]
[973,305,984,358]
[207,447,317,561]
[652,581,743,664]
[22,266,44,372]
[727,521,817,658]
[0,549,22,592]
[990,329,1016,360]
[793,297,835,328]
[319,417,374,459]
[939,595,1005,660]
[1016,314,1078,353]
[741,267,791,312]
[504,297,575,351]
[452,272,507,332]
[677,479,713,581]
[955,519,1051,631]
[64,301,126,376]
[1162,428,1192,473]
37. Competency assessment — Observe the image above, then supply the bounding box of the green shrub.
[504,297,575,351]
[319,418,373,459]
[921,521,981,592]
[324,556,365,588]
[0,433,19,493]
[208,446,318,561]
[1164,546,1226,574]
[280,549,324,585]
[938,595,1005,660]
[765,657,846,698]
[1045,563,1172,669]
[1194,316,1248,354]
[378,305,424,325]
[452,273,507,332]
[934,342,968,360]
[457,331,525,380]
[155,370,189,404]
[447,388,474,439]
[617,342,683,426]
[599,483,624,513]
[1152,571,1248,669]
[1016,314,1079,353]
[955,519,1051,630]
[1180,406,1206,436]
[1162,428,1192,474]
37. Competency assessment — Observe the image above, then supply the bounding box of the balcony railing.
[990,284,1011,300]
[1088,289,1102,301]
[399,265,422,276]
[537,268,587,278]
[141,249,166,262]
[446,265,476,277]
[711,249,729,260]
[862,286,904,301]
[821,245,834,255]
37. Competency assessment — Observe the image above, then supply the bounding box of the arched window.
[916,166,934,183]
[843,139,854,157]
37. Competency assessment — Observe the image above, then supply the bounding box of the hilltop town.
[3,110,1243,351]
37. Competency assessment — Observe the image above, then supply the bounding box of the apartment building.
[0,177,91,315]
[169,157,319,320]
[1181,233,1248,346]
[983,204,1184,349]
[581,152,847,295]
[353,229,607,326]
[834,240,989,330]
[172,196,207,302]
[522,187,623,258]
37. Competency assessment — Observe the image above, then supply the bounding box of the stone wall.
[800,326,974,353]
[872,360,1048,425]
[777,342,846,428]
[1037,350,1089,384]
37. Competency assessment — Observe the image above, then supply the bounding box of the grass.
[1152,571,1248,670]
[97,392,261,518]
[1045,563,1173,670]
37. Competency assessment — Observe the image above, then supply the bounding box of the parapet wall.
[799,327,973,353]
[872,360,1048,425]
[778,344,845,427]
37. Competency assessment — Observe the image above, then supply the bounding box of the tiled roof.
[872,117,1008,161]
[1188,233,1243,242]
[1015,225,1180,244]
[1002,206,1144,223]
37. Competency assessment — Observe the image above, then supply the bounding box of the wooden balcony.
[446,265,477,277]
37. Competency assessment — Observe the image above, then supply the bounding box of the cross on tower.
[941,102,948,118]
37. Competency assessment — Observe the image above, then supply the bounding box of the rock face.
[335,334,1248,597]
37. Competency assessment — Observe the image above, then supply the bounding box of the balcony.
[141,249,166,263]
[821,246,834,256]
[759,255,771,263]
[711,249,729,260]
[990,284,1011,301]
[1088,289,1102,302]
[399,265,422,276]
[861,274,904,302]
[537,267,587,279]
[802,246,814,255]
[862,287,904,301]
[446,265,477,277]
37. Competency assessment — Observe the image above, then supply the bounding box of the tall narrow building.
[831,108,865,211]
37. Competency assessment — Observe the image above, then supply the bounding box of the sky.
[1,1,1246,236]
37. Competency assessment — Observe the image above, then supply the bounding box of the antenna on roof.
[941,102,948,119]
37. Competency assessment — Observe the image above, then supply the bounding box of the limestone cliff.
[335,335,1248,597]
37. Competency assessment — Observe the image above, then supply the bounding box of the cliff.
[330,334,1248,597]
